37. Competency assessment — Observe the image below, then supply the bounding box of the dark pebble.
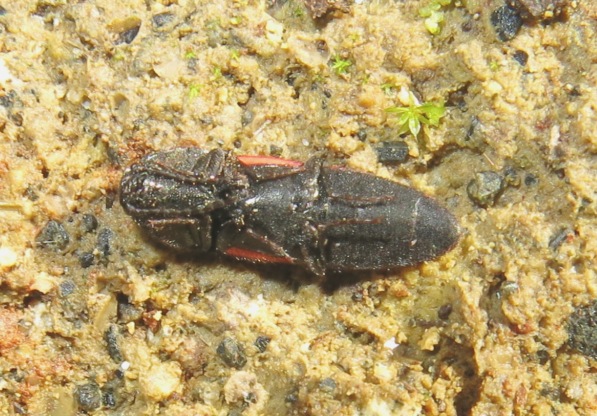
[217,337,247,369]
[524,173,538,186]
[567,300,597,359]
[375,141,409,164]
[116,25,140,45]
[536,349,550,365]
[36,220,70,250]
[491,5,523,41]
[548,228,572,251]
[319,377,337,393]
[59,280,76,297]
[78,252,94,268]
[118,296,143,323]
[513,50,529,66]
[0,6,6,16]
[76,382,102,412]
[446,83,470,109]
[81,214,98,233]
[152,12,174,27]
[0,90,17,107]
[438,304,453,320]
[105,324,123,362]
[97,228,114,256]
[467,171,504,207]
[502,166,521,187]
[254,336,271,353]
[102,390,117,408]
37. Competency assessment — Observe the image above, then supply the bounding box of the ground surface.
[0,0,595,415]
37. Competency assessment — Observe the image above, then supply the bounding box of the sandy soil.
[0,0,595,415]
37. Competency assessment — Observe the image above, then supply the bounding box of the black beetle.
[120,148,459,276]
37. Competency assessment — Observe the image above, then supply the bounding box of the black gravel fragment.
[78,252,94,268]
[254,335,271,353]
[491,5,523,41]
[81,214,98,233]
[217,337,247,369]
[567,301,597,359]
[467,171,504,208]
[75,382,102,412]
[36,220,70,250]
[152,12,174,27]
[105,324,124,362]
[375,141,409,164]
[513,50,529,66]
[97,228,114,256]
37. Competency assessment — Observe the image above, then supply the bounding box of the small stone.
[513,50,529,66]
[217,337,247,369]
[254,336,271,353]
[467,171,504,207]
[567,301,597,359]
[319,377,336,393]
[491,5,523,41]
[116,26,140,45]
[524,173,538,186]
[59,280,76,297]
[105,324,123,362]
[76,382,102,412]
[152,12,174,28]
[79,252,94,268]
[438,304,453,320]
[97,229,114,256]
[36,220,70,250]
[81,214,98,233]
[375,142,409,164]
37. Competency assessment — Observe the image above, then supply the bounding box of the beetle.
[120,147,459,276]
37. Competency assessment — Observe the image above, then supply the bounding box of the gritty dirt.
[0,0,595,415]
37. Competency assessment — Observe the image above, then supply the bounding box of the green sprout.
[188,83,202,99]
[331,56,352,75]
[212,66,222,79]
[381,83,395,95]
[419,0,452,35]
[489,60,500,71]
[386,93,445,137]
[184,51,197,59]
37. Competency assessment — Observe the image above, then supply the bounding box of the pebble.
[36,220,70,250]
[467,171,504,207]
[217,337,247,369]
[75,382,102,412]
[491,5,523,41]
[375,141,409,164]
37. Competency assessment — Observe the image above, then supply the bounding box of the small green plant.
[419,0,452,35]
[489,60,500,71]
[184,51,197,60]
[188,83,202,99]
[386,93,445,137]
[331,55,352,75]
[381,83,395,95]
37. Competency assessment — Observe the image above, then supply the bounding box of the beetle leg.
[143,148,229,184]
[139,217,213,252]
[216,223,295,264]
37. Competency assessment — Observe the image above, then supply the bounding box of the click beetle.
[120,147,459,276]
